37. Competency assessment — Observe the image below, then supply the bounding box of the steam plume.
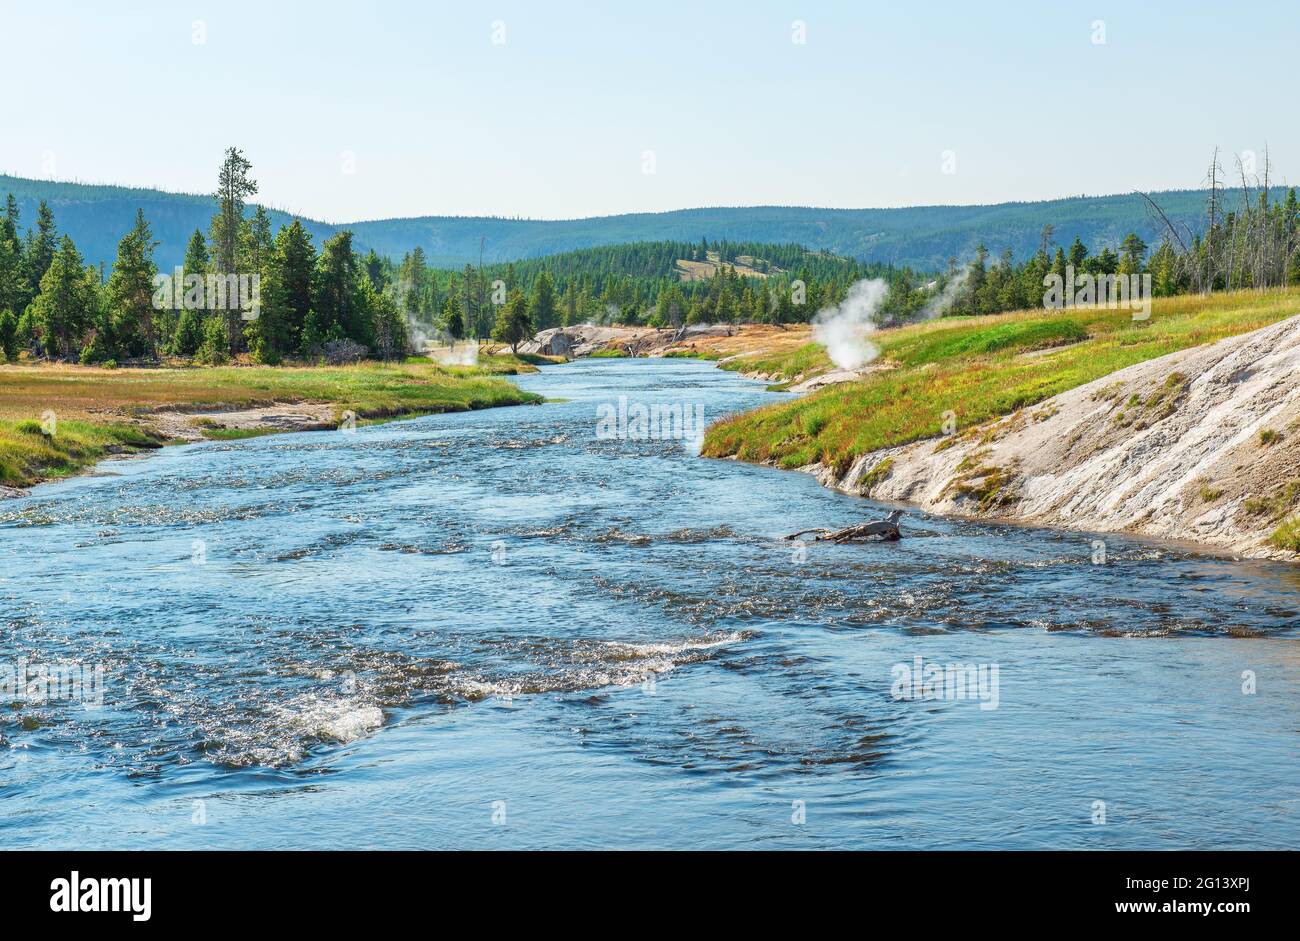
[811,278,889,370]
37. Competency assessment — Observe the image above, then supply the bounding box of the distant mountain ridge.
[0,174,1217,273]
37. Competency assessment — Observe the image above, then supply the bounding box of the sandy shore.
[146,403,341,442]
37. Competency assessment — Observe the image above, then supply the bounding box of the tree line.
[9,146,1281,368]
[0,148,409,365]
[945,152,1300,318]
[385,239,928,341]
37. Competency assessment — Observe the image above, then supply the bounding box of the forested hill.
[0,175,338,273]
[0,173,1213,273]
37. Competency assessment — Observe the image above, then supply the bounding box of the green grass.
[1242,481,1300,518]
[1259,428,1282,445]
[510,351,565,366]
[1268,517,1300,552]
[894,317,1087,365]
[0,419,163,488]
[703,289,1300,474]
[0,356,541,487]
[715,342,829,381]
[660,349,723,361]
[857,457,894,495]
[588,348,627,358]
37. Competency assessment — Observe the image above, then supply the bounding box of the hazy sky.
[2,1,1292,222]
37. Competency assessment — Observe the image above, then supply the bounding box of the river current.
[1,358,1296,849]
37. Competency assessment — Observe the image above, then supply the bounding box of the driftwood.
[786,511,904,543]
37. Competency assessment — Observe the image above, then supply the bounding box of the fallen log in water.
[786,511,904,543]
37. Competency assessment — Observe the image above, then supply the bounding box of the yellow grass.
[674,251,779,282]
[0,356,541,487]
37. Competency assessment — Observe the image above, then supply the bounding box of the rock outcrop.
[811,313,1300,558]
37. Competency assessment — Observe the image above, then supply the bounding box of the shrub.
[13,419,45,435]
[320,338,368,365]
[858,457,894,495]
[1268,517,1300,552]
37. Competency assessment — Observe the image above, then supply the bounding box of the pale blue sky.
[1,1,1292,221]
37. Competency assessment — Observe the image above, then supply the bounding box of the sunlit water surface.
[1,359,1297,849]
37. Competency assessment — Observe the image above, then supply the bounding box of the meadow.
[702,288,1300,476]
[0,355,542,488]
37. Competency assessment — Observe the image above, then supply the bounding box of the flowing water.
[1,359,1297,849]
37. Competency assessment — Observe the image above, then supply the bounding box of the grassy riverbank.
[0,355,542,488]
[703,288,1300,474]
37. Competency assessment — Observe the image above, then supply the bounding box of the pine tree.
[400,247,428,313]
[714,283,737,323]
[1,195,18,244]
[966,244,988,315]
[461,263,483,337]
[1067,236,1088,270]
[560,284,577,326]
[244,257,291,363]
[240,205,274,273]
[171,307,204,357]
[29,236,92,359]
[491,288,533,353]
[528,271,558,330]
[0,308,17,362]
[364,280,408,360]
[1118,233,1148,274]
[313,231,365,346]
[274,220,316,348]
[182,229,211,316]
[0,231,25,317]
[363,250,386,291]
[209,147,258,350]
[78,265,116,366]
[0,195,22,317]
[106,209,160,359]
[198,315,230,365]
[22,200,57,310]
[442,290,464,343]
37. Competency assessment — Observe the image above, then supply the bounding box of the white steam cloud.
[406,315,479,365]
[811,278,889,370]
[920,267,971,320]
[431,343,478,366]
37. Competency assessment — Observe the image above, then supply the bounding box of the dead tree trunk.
[786,523,900,543]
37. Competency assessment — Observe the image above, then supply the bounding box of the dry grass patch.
[0,356,541,486]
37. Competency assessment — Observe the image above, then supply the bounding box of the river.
[1,358,1297,849]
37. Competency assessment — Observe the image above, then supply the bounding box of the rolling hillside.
[0,173,1214,273]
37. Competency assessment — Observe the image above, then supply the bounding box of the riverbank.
[702,289,1300,559]
[522,322,818,377]
[0,355,543,491]
[6,354,1296,850]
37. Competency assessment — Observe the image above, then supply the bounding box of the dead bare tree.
[1206,147,1222,294]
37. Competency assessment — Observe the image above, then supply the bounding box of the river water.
[1,358,1297,849]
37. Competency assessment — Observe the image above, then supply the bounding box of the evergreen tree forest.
[941,154,1300,317]
[2,148,1295,367]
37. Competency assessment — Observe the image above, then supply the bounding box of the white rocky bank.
[809,313,1300,559]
